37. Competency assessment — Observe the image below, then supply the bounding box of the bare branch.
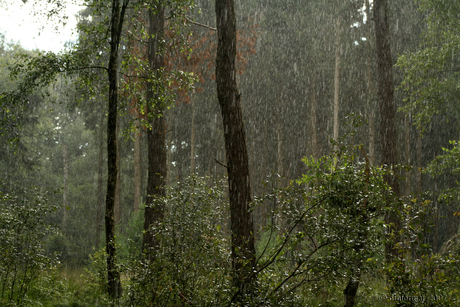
[185,16,217,31]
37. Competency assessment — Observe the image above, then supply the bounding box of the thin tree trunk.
[62,145,68,227]
[343,148,370,307]
[366,0,375,166]
[215,0,256,301]
[368,111,376,165]
[105,0,128,300]
[311,76,318,159]
[190,100,196,174]
[333,18,341,152]
[416,132,422,193]
[133,117,141,213]
[277,104,283,182]
[96,116,104,249]
[405,115,411,195]
[166,110,173,186]
[142,4,166,259]
[115,121,122,226]
[374,0,401,262]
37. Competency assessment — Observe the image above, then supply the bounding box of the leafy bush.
[385,196,460,306]
[123,176,232,306]
[250,144,389,306]
[0,188,59,306]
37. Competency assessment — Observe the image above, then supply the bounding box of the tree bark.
[416,132,422,194]
[365,0,376,166]
[310,76,318,159]
[277,103,283,184]
[405,115,411,195]
[343,148,370,307]
[133,117,141,213]
[373,0,401,262]
[105,0,128,300]
[96,115,104,249]
[142,3,167,259]
[62,145,68,227]
[190,100,196,174]
[215,0,256,301]
[115,121,122,226]
[368,109,376,166]
[333,18,341,152]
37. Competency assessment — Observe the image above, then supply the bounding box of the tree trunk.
[368,110,376,166]
[190,100,196,174]
[166,110,173,186]
[366,0,376,166]
[62,145,68,227]
[310,76,318,159]
[115,121,122,226]
[105,0,127,300]
[277,103,283,184]
[343,148,370,307]
[405,115,411,195]
[374,0,401,262]
[133,117,141,213]
[215,0,256,301]
[96,115,104,249]
[333,18,341,152]
[142,4,167,259]
[416,132,422,194]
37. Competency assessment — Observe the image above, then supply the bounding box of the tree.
[142,2,167,258]
[105,0,130,299]
[373,0,401,262]
[215,0,257,301]
[397,0,460,252]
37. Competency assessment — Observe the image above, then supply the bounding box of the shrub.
[0,188,59,306]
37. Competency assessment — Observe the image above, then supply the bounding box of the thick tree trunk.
[142,4,166,259]
[374,0,401,262]
[105,0,127,300]
[215,0,256,301]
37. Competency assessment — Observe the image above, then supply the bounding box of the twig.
[185,16,217,31]
[214,158,227,168]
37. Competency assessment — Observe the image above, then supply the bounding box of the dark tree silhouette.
[374,0,401,262]
[215,0,257,301]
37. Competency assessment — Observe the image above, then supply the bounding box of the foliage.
[425,140,460,207]
[249,141,389,306]
[397,0,460,131]
[384,194,460,306]
[123,175,231,306]
[0,188,59,306]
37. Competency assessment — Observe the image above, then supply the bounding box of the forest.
[1,0,460,306]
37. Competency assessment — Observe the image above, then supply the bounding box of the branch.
[119,71,148,79]
[63,66,108,73]
[214,158,227,168]
[184,16,217,31]
[122,32,148,46]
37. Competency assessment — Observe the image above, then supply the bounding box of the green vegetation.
[1,0,460,306]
